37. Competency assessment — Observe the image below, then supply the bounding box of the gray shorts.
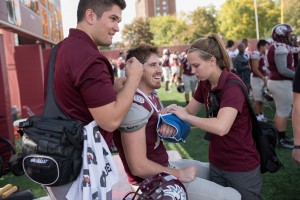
[210,164,262,200]
[251,77,265,102]
[183,74,198,93]
[267,80,293,117]
[162,67,171,82]
[171,66,179,76]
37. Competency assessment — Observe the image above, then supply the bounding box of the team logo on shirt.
[134,95,144,104]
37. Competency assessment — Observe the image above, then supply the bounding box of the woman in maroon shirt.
[161,33,261,200]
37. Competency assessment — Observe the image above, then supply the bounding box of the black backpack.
[226,79,283,173]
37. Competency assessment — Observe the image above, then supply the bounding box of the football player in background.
[178,52,198,105]
[250,39,269,122]
[266,24,295,149]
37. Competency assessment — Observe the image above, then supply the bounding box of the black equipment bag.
[227,79,283,173]
[19,116,83,186]
[8,153,24,176]
[18,44,84,186]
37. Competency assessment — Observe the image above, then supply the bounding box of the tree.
[121,18,153,48]
[186,6,218,43]
[218,0,280,40]
[148,15,188,46]
[284,0,300,34]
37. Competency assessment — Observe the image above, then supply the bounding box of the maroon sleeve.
[74,56,116,108]
[220,82,245,113]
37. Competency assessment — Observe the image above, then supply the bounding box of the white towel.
[66,121,119,200]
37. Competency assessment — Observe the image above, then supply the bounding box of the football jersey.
[113,90,169,184]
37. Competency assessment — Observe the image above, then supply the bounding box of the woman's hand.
[160,104,177,115]
[169,105,189,121]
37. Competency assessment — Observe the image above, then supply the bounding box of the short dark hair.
[242,38,248,43]
[242,38,248,47]
[126,44,159,64]
[226,40,234,48]
[256,39,269,50]
[77,0,126,23]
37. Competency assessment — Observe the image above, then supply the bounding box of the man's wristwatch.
[294,145,300,149]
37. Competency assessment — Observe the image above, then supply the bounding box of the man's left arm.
[274,46,295,78]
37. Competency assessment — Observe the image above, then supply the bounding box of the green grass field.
[0,85,299,199]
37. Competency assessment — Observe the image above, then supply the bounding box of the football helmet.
[271,24,294,44]
[123,172,187,200]
[176,81,185,93]
[262,86,273,101]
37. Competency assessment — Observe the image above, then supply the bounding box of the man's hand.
[263,77,267,86]
[178,166,198,183]
[114,77,127,93]
[125,57,143,82]
[292,149,300,164]
[157,123,176,137]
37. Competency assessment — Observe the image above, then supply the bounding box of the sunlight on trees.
[118,0,297,49]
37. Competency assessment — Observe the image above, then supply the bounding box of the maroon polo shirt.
[48,29,116,126]
[194,69,260,171]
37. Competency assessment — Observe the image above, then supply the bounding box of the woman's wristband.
[294,145,300,149]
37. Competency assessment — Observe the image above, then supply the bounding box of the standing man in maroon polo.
[44,0,143,199]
